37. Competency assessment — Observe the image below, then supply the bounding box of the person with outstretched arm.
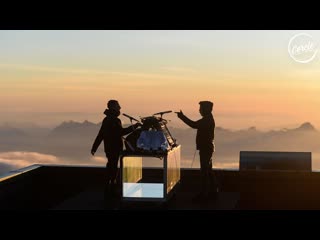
[176,101,218,202]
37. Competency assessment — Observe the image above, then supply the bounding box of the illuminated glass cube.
[120,145,181,202]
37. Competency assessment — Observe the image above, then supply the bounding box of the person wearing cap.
[176,101,217,201]
[91,100,141,195]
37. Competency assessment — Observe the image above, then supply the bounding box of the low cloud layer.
[0,151,61,175]
[0,151,106,175]
[213,162,239,169]
[91,156,106,164]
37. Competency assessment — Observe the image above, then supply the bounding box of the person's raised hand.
[175,110,183,118]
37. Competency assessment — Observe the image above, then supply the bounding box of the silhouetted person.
[91,100,141,196]
[176,101,217,201]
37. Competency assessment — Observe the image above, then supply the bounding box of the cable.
[191,149,197,168]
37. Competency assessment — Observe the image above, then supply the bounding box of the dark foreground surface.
[1,165,320,210]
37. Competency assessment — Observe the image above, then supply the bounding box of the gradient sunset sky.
[1,30,320,129]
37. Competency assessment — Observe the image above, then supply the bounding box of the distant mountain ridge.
[0,120,317,143]
[1,120,317,133]
[0,126,27,138]
[54,120,317,131]
[0,120,319,170]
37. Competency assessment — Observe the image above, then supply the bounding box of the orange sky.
[1,30,320,130]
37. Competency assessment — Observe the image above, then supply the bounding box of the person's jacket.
[91,109,135,154]
[178,113,215,151]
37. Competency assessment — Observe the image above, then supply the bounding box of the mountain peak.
[53,120,98,131]
[297,122,316,131]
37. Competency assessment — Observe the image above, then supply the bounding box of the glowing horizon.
[1,30,320,130]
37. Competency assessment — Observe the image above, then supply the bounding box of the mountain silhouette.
[0,126,27,138]
[49,120,100,138]
[295,122,316,131]
[1,120,320,171]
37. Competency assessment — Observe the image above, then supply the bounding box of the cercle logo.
[288,33,319,63]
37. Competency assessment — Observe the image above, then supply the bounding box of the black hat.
[199,101,213,113]
[107,99,119,109]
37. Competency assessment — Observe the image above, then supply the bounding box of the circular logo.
[288,33,318,63]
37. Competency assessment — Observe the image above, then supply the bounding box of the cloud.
[0,63,191,81]
[0,151,62,175]
[0,63,111,75]
[0,151,59,162]
[91,156,106,164]
[213,162,239,169]
[161,66,196,73]
[0,151,108,176]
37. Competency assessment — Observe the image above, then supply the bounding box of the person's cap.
[199,101,213,108]
[107,99,119,108]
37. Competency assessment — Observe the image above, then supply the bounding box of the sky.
[1,30,320,130]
